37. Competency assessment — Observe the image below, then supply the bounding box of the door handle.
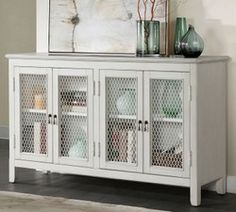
[144,121,149,132]
[138,120,143,131]
[53,115,57,125]
[48,114,52,124]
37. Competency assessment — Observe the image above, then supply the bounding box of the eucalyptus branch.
[150,0,156,21]
[137,0,142,20]
[154,0,166,12]
[142,0,148,20]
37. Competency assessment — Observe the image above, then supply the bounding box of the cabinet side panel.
[196,62,227,186]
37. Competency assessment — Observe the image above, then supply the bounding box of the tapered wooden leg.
[9,161,15,183]
[216,177,226,195]
[190,185,201,206]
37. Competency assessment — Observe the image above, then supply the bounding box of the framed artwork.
[49,0,169,55]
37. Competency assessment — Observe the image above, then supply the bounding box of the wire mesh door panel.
[15,67,52,162]
[100,70,143,172]
[54,69,93,167]
[144,72,190,177]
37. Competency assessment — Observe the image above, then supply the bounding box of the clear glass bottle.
[136,20,160,56]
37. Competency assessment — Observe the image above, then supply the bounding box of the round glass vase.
[116,88,136,115]
[180,25,204,58]
[136,20,160,56]
[174,17,187,55]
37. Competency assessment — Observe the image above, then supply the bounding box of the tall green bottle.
[174,17,187,55]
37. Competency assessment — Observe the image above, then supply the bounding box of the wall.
[172,0,236,178]
[0,0,36,138]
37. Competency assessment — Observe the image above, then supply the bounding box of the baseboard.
[204,176,236,194]
[226,176,236,193]
[0,125,9,140]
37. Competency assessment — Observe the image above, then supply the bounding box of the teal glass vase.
[180,25,204,58]
[136,20,160,56]
[174,17,187,55]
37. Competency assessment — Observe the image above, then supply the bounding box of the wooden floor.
[0,139,235,212]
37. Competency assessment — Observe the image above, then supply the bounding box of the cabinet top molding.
[6,53,229,64]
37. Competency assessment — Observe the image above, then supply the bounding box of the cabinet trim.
[13,77,15,92]
[15,159,191,187]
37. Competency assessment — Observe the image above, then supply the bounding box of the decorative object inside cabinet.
[59,75,88,160]
[106,77,138,164]
[150,78,184,169]
[107,119,137,164]
[20,74,48,155]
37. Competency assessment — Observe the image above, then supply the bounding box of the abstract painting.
[49,0,168,54]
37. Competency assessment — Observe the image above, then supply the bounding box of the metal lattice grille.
[106,77,137,164]
[20,74,48,155]
[59,76,88,159]
[151,79,184,169]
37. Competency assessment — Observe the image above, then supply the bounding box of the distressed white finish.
[14,67,53,163]
[53,69,94,168]
[143,72,190,178]
[7,54,228,206]
[99,70,143,172]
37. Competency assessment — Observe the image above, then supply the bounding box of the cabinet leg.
[216,177,226,195]
[9,164,15,183]
[190,185,201,206]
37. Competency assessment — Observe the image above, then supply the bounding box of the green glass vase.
[180,25,204,58]
[174,17,187,55]
[136,20,160,56]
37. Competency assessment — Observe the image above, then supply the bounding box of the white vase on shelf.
[116,88,136,115]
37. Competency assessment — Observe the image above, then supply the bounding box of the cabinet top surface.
[6,53,229,64]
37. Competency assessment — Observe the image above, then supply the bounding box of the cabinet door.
[53,69,94,167]
[15,67,53,162]
[144,72,190,177]
[100,70,143,172]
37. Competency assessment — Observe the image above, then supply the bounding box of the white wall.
[0,0,36,138]
[172,0,236,176]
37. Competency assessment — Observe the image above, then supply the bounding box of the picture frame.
[48,0,169,55]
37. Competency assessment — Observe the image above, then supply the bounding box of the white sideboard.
[7,53,228,206]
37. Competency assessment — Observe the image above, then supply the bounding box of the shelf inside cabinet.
[153,114,183,123]
[22,109,47,114]
[108,114,136,120]
[62,112,87,117]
